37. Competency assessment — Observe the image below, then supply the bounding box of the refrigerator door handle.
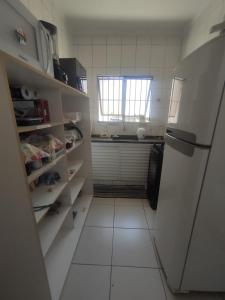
[165,133,195,157]
[167,127,196,144]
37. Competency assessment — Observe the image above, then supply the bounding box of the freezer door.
[155,134,209,291]
[167,36,225,146]
[181,84,225,292]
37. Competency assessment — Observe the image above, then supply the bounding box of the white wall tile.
[150,88,163,103]
[122,36,137,45]
[78,45,93,68]
[105,67,121,76]
[151,36,166,46]
[92,36,107,45]
[165,46,180,68]
[107,45,121,67]
[107,36,122,45]
[150,46,166,68]
[137,36,151,45]
[121,45,136,67]
[72,45,79,59]
[162,69,173,90]
[134,68,151,76]
[136,45,150,67]
[120,67,136,75]
[167,36,182,46]
[93,45,107,67]
[71,34,181,135]
[149,68,163,90]
[77,36,92,45]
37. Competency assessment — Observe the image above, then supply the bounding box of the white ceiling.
[54,0,212,35]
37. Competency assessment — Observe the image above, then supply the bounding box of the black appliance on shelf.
[147,144,164,210]
[59,58,87,93]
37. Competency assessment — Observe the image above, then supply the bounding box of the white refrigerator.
[155,35,225,292]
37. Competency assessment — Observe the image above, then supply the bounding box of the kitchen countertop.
[91,134,164,144]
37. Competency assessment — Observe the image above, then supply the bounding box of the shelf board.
[32,181,68,223]
[68,160,84,181]
[45,195,92,300]
[63,119,81,125]
[73,195,93,228]
[66,140,83,155]
[1,49,88,99]
[70,177,86,205]
[17,121,64,133]
[27,154,65,184]
[38,206,71,257]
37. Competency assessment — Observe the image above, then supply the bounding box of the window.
[168,77,184,124]
[98,75,152,122]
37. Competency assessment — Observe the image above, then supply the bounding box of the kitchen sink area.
[91,134,164,144]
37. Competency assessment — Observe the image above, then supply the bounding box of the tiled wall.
[71,35,182,136]
[182,0,225,57]
[20,0,72,57]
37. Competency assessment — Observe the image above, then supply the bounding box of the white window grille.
[98,76,152,122]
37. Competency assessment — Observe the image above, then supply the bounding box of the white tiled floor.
[73,227,113,265]
[61,197,224,300]
[112,228,158,268]
[114,205,148,229]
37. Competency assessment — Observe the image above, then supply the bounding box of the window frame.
[97,75,153,123]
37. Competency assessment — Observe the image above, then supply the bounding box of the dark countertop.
[91,134,164,144]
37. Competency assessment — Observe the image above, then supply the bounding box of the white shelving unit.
[68,160,84,181]
[32,181,68,223]
[27,153,66,184]
[66,139,83,155]
[45,195,92,300]
[0,49,93,300]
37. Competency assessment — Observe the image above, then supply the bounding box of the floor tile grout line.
[109,198,116,300]
[72,262,161,270]
[84,224,149,229]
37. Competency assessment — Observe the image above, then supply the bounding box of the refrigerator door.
[167,36,225,146]
[155,134,209,291]
[181,86,225,292]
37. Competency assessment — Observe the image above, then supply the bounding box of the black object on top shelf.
[147,144,164,210]
[59,58,87,93]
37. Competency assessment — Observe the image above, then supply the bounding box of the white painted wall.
[72,35,182,136]
[20,0,72,57]
[182,0,225,57]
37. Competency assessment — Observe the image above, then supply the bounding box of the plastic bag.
[21,143,50,164]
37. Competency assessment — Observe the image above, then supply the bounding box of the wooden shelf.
[70,177,86,205]
[27,154,65,184]
[38,206,71,256]
[0,46,93,300]
[66,140,83,155]
[1,49,88,99]
[32,181,68,223]
[17,122,64,133]
[45,195,92,300]
[68,160,83,181]
[63,119,81,125]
